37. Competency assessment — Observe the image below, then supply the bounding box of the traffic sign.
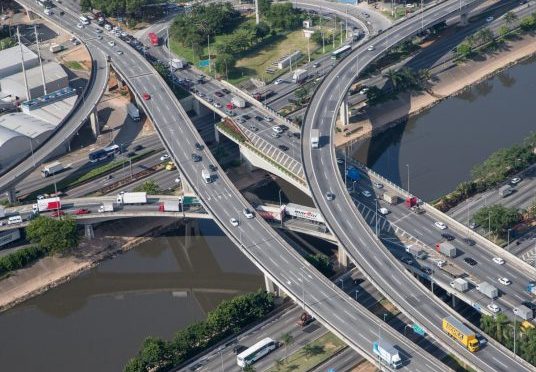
[412,323,425,336]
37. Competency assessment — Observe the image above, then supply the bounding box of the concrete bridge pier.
[339,97,349,127]
[338,244,349,268]
[184,219,200,248]
[264,275,279,296]
[460,12,468,26]
[179,169,194,194]
[84,224,95,239]
[214,123,220,144]
[89,108,100,137]
[5,187,17,204]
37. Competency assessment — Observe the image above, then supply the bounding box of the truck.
[127,103,140,121]
[169,58,185,70]
[98,202,114,213]
[499,185,513,197]
[231,96,246,108]
[49,43,64,53]
[292,68,308,83]
[382,192,399,205]
[514,305,534,320]
[405,196,418,208]
[442,316,479,352]
[297,312,314,327]
[311,129,320,149]
[148,32,159,46]
[253,90,275,101]
[41,161,64,177]
[405,245,427,259]
[450,278,469,292]
[116,192,147,204]
[372,340,402,369]
[435,241,457,258]
[202,169,212,184]
[159,200,180,212]
[33,197,61,213]
[476,281,498,299]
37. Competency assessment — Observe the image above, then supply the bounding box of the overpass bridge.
[6,1,450,370]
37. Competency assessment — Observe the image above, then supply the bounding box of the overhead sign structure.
[412,323,425,336]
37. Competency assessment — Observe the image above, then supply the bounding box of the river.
[351,56,536,201]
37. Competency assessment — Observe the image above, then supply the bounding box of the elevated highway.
[303,0,535,371]
[9,1,450,370]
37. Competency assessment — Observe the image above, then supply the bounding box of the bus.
[88,144,120,163]
[331,45,351,60]
[236,338,278,367]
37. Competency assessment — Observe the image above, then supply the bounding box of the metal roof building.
[0,44,39,79]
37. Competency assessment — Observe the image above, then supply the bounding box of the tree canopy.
[26,216,79,254]
[473,204,520,238]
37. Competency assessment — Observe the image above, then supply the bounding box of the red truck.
[148,32,159,46]
[297,312,314,326]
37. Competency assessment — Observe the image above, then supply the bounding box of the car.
[233,345,247,354]
[95,29,103,33]
[275,79,283,85]
[74,209,91,215]
[271,132,280,138]
[293,132,301,139]
[143,92,151,101]
[191,153,202,162]
[230,218,239,227]
[498,277,511,286]
[436,260,446,268]
[469,221,479,229]
[373,182,383,189]
[272,126,283,134]
[422,267,433,275]
[195,142,204,151]
[51,210,65,217]
[464,257,478,266]
[77,23,84,29]
[255,116,263,121]
[108,40,115,46]
[486,16,494,22]
[214,102,222,108]
[116,49,124,55]
[222,88,231,94]
[441,233,455,241]
[312,62,320,68]
[358,87,369,95]
[174,178,181,184]
[160,154,170,161]
[401,257,414,265]
[434,221,447,230]
[214,91,224,97]
[208,164,217,172]
[243,208,254,219]
[379,207,389,215]
[336,158,344,164]
[127,151,136,157]
[37,195,45,200]
[278,145,289,151]
[133,144,143,151]
[367,45,374,51]
[265,117,273,122]
[492,257,505,265]
[326,192,335,201]
[121,31,128,37]
[416,251,428,260]
[206,97,213,103]
[487,303,500,313]
[59,11,64,15]
[511,177,522,184]
[361,190,372,198]
[97,35,103,40]
[197,92,205,98]
[249,125,258,132]
[463,238,476,246]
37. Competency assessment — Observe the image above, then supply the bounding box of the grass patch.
[64,61,84,70]
[266,333,345,372]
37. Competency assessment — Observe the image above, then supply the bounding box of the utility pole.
[421,0,424,31]
[255,0,260,24]
[17,26,31,101]
[307,37,310,63]
[167,28,173,84]
[207,34,211,73]
[406,163,410,194]
[34,25,47,95]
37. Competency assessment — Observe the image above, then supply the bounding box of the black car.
[222,88,231,94]
[280,125,288,131]
[208,164,217,172]
[464,257,478,266]
[401,257,414,265]
[293,132,301,139]
[255,115,263,121]
[278,145,289,151]
[441,233,455,241]
[463,238,476,246]
[191,153,202,162]
[422,267,433,275]
[195,142,204,151]
[242,114,251,120]
[249,125,258,132]
[133,144,143,151]
[127,151,136,157]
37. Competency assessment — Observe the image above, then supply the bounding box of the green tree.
[215,53,235,77]
[504,11,518,27]
[384,69,401,89]
[80,0,92,12]
[134,180,160,194]
[475,28,495,46]
[473,204,520,237]
[305,253,334,277]
[302,344,324,360]
[26,216,79,254]
[280,332,294,360]
[519,15,536,31]
[139,337,172,370]
[255,22,271,40]
[498,25,510,40]
[456,42,472,60]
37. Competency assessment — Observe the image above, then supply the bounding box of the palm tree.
[494,313,511,343]
[280,332,294,360]
[274,359,285,371]
[504,11,518,27]
[384,69,400,89]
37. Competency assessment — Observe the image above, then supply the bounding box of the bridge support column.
[89,108,100,137]
[459,12,468,26]
[339,97,349,127]
[451,294,457,309]
[214,123,220,144]
[5,187,17,204]
[184,219,199,248]
[337,244,349,268]
[264,275,279,295]
[84,224,95,240]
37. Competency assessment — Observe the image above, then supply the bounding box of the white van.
[79,16,90,25]
[8,215,23,225]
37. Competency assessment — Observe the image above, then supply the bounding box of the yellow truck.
[442,316,479,352]
[165,161,176,171]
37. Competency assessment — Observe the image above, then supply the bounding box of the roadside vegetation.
[366,67,431,106]
[133,180,160,194]
[124,290,275,372]
[305,253,334,278]
[473,205,521,239]
[26,216,79,254]
[0,27,15,51]
[0,246,46,279]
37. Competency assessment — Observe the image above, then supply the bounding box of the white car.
[510,177,522,184]
[265,117,273,122]
[214,102,222,108]
[367,45,375,51]
[336,158,344,164]
[361,190,372,198]
[160,154,170,161]
[492,257,505,265]
[243,208,254,219]
[121,31,128,37]
[436,260,446,268]
[359,87,369,95]
[272,126,283,134]
[486,16,494,22]
[373,182,383,189]
[434,221,447,230]
[95,29,103,33]
[76,23,84,29]
[116,50,123,55]
[498,277,511,286]
[174,178,180,184]
[275,79,283,85]
[487,303,500,313]
[326,192,335,201]
[108,40,115,46]
[379,207,389,215]
[230,218,239,227]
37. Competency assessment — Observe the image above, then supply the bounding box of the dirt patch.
[59,45,92,72]
[351,359,377,372]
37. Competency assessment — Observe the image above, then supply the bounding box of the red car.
[143,92,151,101]
[74,209,91,215]
[51,210,65,217]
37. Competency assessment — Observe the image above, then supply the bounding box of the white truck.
[98,202,115,213]
[116,192,147,204]
[382,192,399,205]
[372,340,402,369]
[202,169,212,184]
[41,161,64,177]
[231,96,246,108]
[127,103,140,121]
[33,197,61,213]
[450,278,469,292]
[49,43,64,53]
[477,282,498,299]
[292,68,308,83]
[169,58,186,70]
[159,200,180,212]
[311,129,320,149]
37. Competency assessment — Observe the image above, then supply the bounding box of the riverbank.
[0,217,178,313]
[334,32,536,147]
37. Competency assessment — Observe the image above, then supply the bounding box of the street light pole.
[278,189,283,227]
[513,311,517,356]
[507,228,511,247]
[406,163,410,194]
[375,199,379,237]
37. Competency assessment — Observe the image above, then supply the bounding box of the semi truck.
[292,69,308,83]
[116,192,147,204]
[98,202,114,213]
[159,200,180,212]
[514,305,533,320]
[41,161,64,177]
[127,103,140,121]
[450,278,469,292]
[148,32,159,46]
[169,58,185,70]
[49,43,64,53]
[383,192,399,205]
[372,340,402,369]
[499,185,513,197]
[442,316,479,352]
[476,282,498,299]
[33,197,61,213]
[297,312,314,327]
[311,129,320,149]
[231,96,246,108]
[435,241,457,258]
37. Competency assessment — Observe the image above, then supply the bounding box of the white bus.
[331,44,351,60]
[236,338,278,367]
